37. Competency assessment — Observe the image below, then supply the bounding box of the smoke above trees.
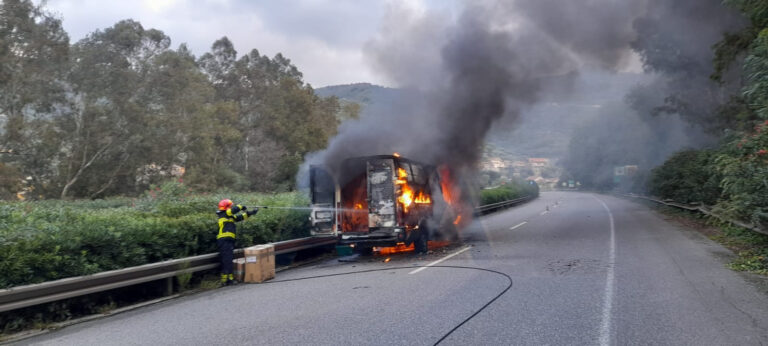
[305,0,747,191]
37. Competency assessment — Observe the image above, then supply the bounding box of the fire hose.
[246,205,355,212]
[260,265,514,345]
[244,205,313,211]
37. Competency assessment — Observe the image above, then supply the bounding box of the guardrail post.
[165,277,173,296]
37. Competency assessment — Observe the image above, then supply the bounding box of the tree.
[631,0,746,133]
[58,20,171,198]
[258,78,340,189]
[198,38,350,191]
[0,0,69,144]
[743,29,768,120]
[0,6,352,198]
[198,37,238,100]
[0,162,22,199]
[0,0,69,197]
[182,101,244,190]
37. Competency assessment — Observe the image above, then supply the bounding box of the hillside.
[316,72,649,161]
[315,83,407,119]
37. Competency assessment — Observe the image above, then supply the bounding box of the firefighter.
[216,199,258,285]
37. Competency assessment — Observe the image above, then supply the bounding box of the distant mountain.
[315,83,407,119]
[317,72,650,161]
[488,72,650,160]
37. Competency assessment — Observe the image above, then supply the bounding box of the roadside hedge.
[648,121,768,229]
[0,181,310,289]
[480,179,539,206]
[648,149,723,205]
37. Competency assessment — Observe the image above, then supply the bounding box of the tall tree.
[631,0,746,132]
[58,20,171,198]
[0,0,68,195]
[0,0,68,144]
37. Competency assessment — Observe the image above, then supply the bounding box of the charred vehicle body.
[309,155,463,253]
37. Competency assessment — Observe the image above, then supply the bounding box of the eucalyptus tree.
[0,0,68,197]
[59,20,171,198]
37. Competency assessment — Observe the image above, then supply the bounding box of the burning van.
[309,155,464,253]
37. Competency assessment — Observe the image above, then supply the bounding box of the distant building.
[482,157,507,172]
[528,158,549,167]
[534,177,560,190]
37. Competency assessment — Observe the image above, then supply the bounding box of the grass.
[712,225,768,275]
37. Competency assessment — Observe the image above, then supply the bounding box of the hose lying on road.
[262,265,514,346]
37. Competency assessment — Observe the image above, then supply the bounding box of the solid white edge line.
[408,246,472,275]
[509,221,527,230]
[593,195,616,346]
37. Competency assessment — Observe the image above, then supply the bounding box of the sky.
[44,0,458,88]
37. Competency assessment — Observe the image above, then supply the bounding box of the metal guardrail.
[0,195,537,314]
[0,236,338,313]
[622,194,767,236]
[474,195,534,215]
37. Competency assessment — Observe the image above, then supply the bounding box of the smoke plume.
[302,0,746,190]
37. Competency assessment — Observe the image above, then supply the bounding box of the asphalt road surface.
[17,192,768,345]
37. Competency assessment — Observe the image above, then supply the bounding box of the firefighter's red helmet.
[218,199,233,210]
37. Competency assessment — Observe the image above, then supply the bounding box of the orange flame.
[399,184,414,212]
[439,166,457,205]
[393,152,401,157]
[395,166,430,212]
[396,167,415,212]
[414,191,431,204]
[355,203,364,209]
[453,215,462,225]
[375,242,414,255]
[395,167,407,185]
[374,241,452,255]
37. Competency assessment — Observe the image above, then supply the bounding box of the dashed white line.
[593,196,616,346]
[408,246,472,275]
[509,221,527,230]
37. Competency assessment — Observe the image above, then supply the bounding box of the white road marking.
[593,196,616,346]
[540,210,548,216]
[408,246,472,275]
[509,221,527,230]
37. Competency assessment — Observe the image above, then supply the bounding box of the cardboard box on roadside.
[232,258,245,282]
[243,244,275,283]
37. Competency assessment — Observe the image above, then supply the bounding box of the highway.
[17,192,768,345]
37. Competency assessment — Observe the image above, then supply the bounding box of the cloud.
[43,0,387,86]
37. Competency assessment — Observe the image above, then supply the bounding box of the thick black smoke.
[302,0,745,190]
[307,1,636,179]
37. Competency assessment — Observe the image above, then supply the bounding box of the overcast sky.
[44,0,459,88]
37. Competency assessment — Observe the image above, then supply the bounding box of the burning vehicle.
[309,154,467,254]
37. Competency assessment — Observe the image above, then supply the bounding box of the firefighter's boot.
[227,273,237,286]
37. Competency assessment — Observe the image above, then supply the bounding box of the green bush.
[714,121,768,228]
[648,122,767,229]
[480,180,539,206]
[0,183,310,289]
[649,149,723,205]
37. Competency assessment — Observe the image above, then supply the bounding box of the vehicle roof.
[342,155,428,166]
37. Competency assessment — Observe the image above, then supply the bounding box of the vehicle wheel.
[414,223,429,254]
[356,246,374,256]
